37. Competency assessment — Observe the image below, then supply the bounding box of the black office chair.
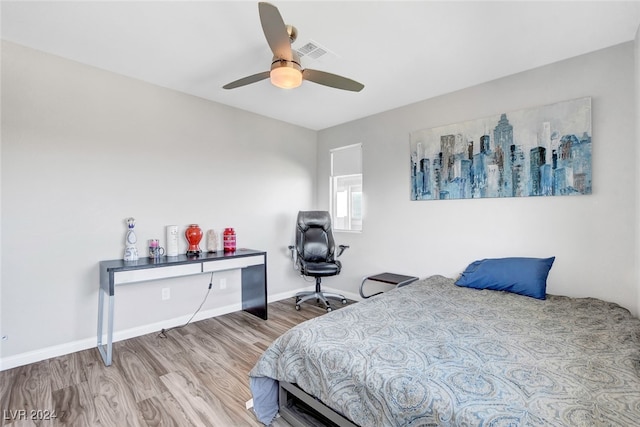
[289,211,349,312]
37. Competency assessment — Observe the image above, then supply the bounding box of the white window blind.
[331,144,362,176]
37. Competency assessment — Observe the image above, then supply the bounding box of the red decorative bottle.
[185,224,203,256]
[223,228,236,252]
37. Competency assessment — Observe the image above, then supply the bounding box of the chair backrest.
[295,211,336,263]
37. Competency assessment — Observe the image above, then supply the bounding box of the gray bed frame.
[278,381,359,427]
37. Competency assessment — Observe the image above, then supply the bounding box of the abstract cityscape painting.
[410,97,592,200]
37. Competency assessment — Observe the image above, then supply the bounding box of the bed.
[249,274,640,426]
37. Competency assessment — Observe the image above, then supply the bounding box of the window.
[330,144,362,231]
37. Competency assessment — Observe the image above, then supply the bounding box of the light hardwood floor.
[1,298,354,427]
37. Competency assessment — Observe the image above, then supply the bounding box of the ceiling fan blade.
[302,69,364,92]
[222,71,271,89]
[258,2,293,61]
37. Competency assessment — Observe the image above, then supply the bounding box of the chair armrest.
[337,245,349,257]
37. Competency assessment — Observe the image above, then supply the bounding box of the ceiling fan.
[223,2,364,92]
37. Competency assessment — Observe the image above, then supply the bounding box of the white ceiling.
[2,1,640,130]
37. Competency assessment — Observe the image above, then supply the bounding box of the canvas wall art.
[410,97,592,200]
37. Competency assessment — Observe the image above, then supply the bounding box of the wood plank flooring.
[0,298,354,427]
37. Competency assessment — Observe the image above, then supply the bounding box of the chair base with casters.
[295,276,347,312]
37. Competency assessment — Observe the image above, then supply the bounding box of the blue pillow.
[455,257,555,300]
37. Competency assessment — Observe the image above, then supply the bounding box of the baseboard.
[270,286,361,304]
[0,302,242,371]
[1,288,362,371]
[323,286,361,302]
[0,336,97,372]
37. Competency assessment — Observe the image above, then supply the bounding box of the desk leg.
[241,264,267,320]
[97,288,114,366]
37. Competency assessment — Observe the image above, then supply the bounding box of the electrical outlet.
[162,288,170,300]
[220,278,227,290]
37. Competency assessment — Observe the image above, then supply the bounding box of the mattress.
[250,275,640,426]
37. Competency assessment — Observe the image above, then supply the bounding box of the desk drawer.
[114,264,202,285]
[202,255,264,273]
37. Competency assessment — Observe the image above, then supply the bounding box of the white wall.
[0,41,317,367]
[636,25,640,317]
[318,42,639,316]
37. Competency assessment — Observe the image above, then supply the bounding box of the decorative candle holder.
[148,239,165,259]
[185,224,203,256]
[166,225,179,257]
[206,229,218,253]
[223,227,236,252]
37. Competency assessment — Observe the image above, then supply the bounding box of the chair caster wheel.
[326,306,332,312]
[341,299,347,304]
[295,305,301,311]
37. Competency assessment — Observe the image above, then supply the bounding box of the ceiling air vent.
[292,40,338,65]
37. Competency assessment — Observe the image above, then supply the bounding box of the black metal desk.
[359,272,419,299]
[98,249,267,366]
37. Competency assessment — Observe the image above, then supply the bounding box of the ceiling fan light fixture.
[270,61,302,89]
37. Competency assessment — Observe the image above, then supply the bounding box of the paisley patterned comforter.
[249,275,640,426]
